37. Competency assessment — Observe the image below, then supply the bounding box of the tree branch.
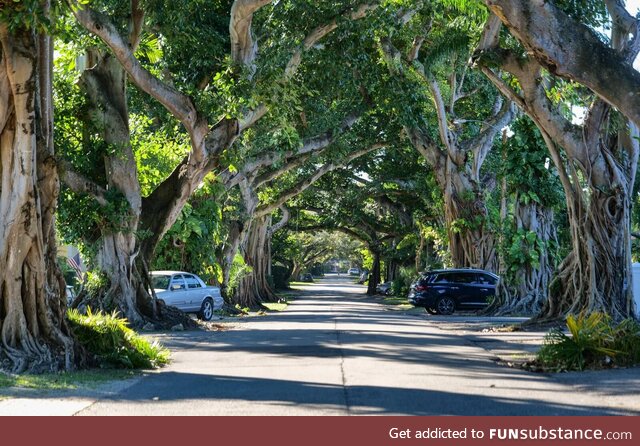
[268,206,290,235]
[284,2,380,80]
[476,13,502,53]
[239,2,377,131]
[229,0,273,74]
[227,112,363,189]
[58,160,109,206]
[484,0,640,126]
[252,152,314,189]
[466,95,515,181]
[72,6,196,128]
[604,0,637,36]
[129,0,145,51]
[254,143,384,218]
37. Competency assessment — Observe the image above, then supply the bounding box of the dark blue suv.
[408,269,499,315]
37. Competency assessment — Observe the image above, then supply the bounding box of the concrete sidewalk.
[0,373,143,416]
[423,315,547,365]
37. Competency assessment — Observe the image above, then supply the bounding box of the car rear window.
[477,274,497,285]
[151,275,171,290]
[452,273,476,283]
[431,273,453,283]
[184,275,202,289]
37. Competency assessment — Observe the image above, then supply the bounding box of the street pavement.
[2,275,639,415]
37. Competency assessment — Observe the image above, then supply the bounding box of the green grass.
[379,295,423,313]
[263,302,288,312]
[381,296,407,305]
[0,369,138,391]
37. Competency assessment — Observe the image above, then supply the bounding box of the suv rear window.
[431,274,449,283]
[477,273,497,285]
[421,271,497,285]
[447,272,476,283]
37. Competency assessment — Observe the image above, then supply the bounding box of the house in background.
[57,245,86,282]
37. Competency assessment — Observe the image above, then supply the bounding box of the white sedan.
[151,271,224,321]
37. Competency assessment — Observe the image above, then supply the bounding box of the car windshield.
[151,275,171,290]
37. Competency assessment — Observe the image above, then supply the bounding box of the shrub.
[227,253,252,296]
[391,267,417,297]
[68,308,170,369]
[271,264,290,289]
[536,312,640,372]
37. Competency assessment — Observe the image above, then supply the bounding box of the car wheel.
[198,297,214,321]
[425,307,437,315]
[385,289,392,296]
[436,296,455,315]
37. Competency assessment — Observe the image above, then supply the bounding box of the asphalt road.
[76,275,640,416]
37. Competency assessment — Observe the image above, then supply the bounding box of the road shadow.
[87,372,638,416]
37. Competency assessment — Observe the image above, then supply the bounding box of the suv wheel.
[436,296,455,315]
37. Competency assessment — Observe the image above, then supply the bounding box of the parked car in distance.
[408,268,498,315]
[348,267,360,276]
[376,282,392,296]
[151,271,224,321]
[299,273,314,282]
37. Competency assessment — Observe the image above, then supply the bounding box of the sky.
[607,1,640,68]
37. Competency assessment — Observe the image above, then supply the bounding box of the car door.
[163,274,188,309]
[183,274,204,311]
[470,273,498,306]
[446,272,476,307]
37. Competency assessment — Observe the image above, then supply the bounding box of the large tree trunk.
[366,249,381,295]
[444,164,497,272]
[0,25,75,372]
[545,173,635,321]
[385,258,399,282]
[290,261,303,282]
[76,51,148,324]
[233,216,276,308]
[220,220,244,298]
[491,201,556,316]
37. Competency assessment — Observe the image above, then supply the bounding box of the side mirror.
[170,284,181,291]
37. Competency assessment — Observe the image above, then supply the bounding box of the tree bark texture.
[234,215,277,308]
[491,201,557,316]
[366,249,381,295]
[0,25,75,372]
[75,51,148,325]
[442,162,497,272]
[544,155,636,321]
[408,129,498,272]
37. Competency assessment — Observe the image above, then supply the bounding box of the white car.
[348,268,360,276]
[151,271,224,321]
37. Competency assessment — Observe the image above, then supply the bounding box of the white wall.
[631,263,640,318]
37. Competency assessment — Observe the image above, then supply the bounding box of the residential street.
[3,275,640,415]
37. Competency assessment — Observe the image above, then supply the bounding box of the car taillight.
[415,285,428,291]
